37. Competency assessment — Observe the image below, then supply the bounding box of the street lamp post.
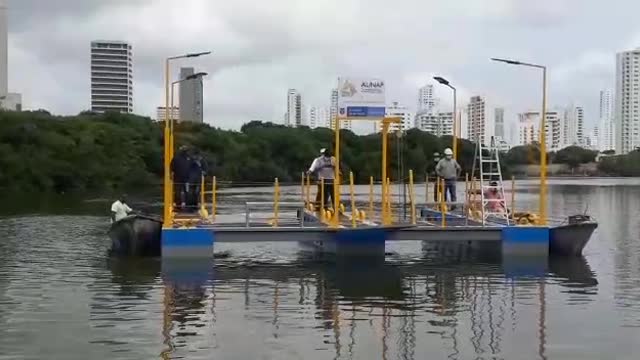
[433,76,458,159]
[163,51,211,227]
[490,57,547,225]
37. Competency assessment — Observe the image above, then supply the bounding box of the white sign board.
[337,77,386,119]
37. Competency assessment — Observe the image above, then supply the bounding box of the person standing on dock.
[186,149,208,212]
[307,148,336,211]
[430,152,441,202]
[170,145,191,212]
[111,194,133,223]
[435,148,461,205]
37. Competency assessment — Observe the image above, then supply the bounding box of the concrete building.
[309,106,330,129]
[615,49,640,154]
[90,40,133,113]
[0,0,7,98]
[587,126,599,151]
[156,106,180,122]
[383,101,413,132]
[467,96,487,144]
[599,89,615,152]
[562,106,585,147]
[285,89,302,127]
[494,107,505,139]
[517,111,563,151]
[417,84,439,113]
[329,88,351,130]
[415,111,453,136]
[178,67,203,123]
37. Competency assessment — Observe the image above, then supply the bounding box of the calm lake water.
[1,178,640,359]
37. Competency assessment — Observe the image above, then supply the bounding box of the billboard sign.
[337,78,386,119]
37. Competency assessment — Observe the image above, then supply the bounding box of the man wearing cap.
[430,152,441,202]
[307,148,337,210]
[435,148,461,204]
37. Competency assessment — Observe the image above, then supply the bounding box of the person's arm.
[455,160,462,176]
[308,158,319,174]
[125,203,133,213]
[435,160,442,177]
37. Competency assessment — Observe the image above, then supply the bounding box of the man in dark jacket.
[186,149,208,211]
[170,146,191,211]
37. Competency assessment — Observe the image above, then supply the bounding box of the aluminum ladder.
[471,136,509,225]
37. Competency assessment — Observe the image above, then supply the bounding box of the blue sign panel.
[346,106,386,118]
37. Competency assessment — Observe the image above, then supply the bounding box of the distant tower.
[179,67,204,123]
[0,0,8,97]
[90,40,133,113]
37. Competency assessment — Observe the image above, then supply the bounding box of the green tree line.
[0,110,622,195]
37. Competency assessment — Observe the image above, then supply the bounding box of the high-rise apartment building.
[415,111,454,136]
[178,67,204,123]
[309,106,330,129]
[517,111,562,151]
[329,88,351,130]
[0,0,7,98]
[615,49,640,154]
[494,107,505,139]
[467,96,487,144]
[417,84,439,113]
[562,105,584,147]
[382,101,413,132]
[285,89,302,127]
[90,40,133,113]
[599,89,615,151]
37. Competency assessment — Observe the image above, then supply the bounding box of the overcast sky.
[5,0,639,134]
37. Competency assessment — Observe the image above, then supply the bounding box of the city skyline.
[3,0,638,141]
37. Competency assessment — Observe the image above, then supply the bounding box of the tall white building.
[90,40,133,113]
[179,67,204,123]
[615,49,640,154]
[494,107,505,139]
[0,0,7,98]
[329,88,351,130]
[285,88,302,127]
[417,84,439,113]
[415,111,454,136]
[562,105,584,147]
[309,106,330,129]
[599,89,615,151]
[587,126,599,150]
[382,101,413,132]
[517,111,563,151]
[468,96,487,144]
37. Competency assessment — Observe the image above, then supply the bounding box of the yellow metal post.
[436,176,441,208]
[511,175,516,215]
[386,177,393,223]
[452,109,458,160]
[440,178,446,228]
[349,172,356,228]
[381,121,389,225]
[300,172,305,203]
[320,178,325,222]
[200,174,205,209]
[307,174,312,204]
[369,176,374,220]
[333,117,341,228]
[409,170,416,225]
[539,66,548,225]
[425,175,429,205]
[211,176,217,222]
[273,178,280,227]
[163,59,171,227]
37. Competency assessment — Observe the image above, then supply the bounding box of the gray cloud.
[5,0,640,135]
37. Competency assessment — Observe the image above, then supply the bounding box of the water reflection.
[143,249,600,360]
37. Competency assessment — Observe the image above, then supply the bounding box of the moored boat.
[108,214,162,257]
[549,215,598,257]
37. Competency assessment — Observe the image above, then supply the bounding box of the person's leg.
[324,182,333,210]
[434,177,439,203]
[449,180,457,202]
[315,183,322,210]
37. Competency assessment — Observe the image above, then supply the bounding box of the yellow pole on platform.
[273,178,280,227]
[369,176,374,221]
[306,173,311,207]
[465,173,469,212]
[436,177,441,208]
[386,177,393,223]
[349,172,356,228]
[320,178,325,222]
[425,175,429,205]
[440,178,446,228]
[511,175,516,215]
[200,174,205,209]
[381,120,390,225]
[300,172,305,203]
[409,170,416,225]
[211,176,217,222]
[333,116,341,228]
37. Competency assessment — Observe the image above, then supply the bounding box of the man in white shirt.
[307,148,337,210]
[111,194,133,223]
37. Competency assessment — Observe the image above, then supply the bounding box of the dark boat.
[549,215,598,257]
[108,214,162,257]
